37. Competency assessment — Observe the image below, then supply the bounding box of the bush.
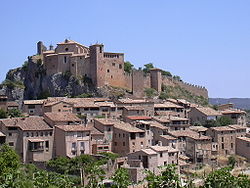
[124,61,134,73]
[144,88,157,98]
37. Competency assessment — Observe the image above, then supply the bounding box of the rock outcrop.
[0,59,96,100]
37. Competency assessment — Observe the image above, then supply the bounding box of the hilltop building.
[37,39,208,98]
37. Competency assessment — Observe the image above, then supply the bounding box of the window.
[31,132,34,137]
[45,132,48,136]
[72,142,76,150]
[231,143,233,149]
[123,133,125,138]
[112,63,115,66]
[77,132,82,137]
[221,143,224,149]
[221,137,224,142]
[65,48,69,51]
[80,142,85,150]
[9,142,14,146]
[27,133,29,137]
[9,133,12,136]
[64,56,67,63]
[130,133,136,140]
[45,141,49,149]
[40,132,43,136]
[123,142,125,146]
[119,64,122,69]
[160,152,163,157]
[114,142,117,146]
[107,69,110,73]
[76,108,80,112]
[49,132,53,136]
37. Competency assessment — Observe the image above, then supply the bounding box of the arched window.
[64,56,67,63]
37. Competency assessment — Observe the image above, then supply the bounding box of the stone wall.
[162,76,208,98]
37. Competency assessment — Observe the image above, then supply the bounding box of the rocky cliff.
[0,59,97,100]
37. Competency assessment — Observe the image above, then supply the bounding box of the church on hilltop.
[37,39,208,98]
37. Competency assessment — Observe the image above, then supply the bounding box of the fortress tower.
[150,68,162,92]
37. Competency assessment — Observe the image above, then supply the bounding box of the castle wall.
[44,55,59,75]
[162,76,208,98]
[124,73,132,91]
[132,70,150,98]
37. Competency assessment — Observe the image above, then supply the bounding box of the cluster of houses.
[0,95,249,182]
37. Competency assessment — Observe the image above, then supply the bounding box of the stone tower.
[150,68,162,92]
[37,41,47,55]
[89,44,104,87]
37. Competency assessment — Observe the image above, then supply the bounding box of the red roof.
[126,116,152,120]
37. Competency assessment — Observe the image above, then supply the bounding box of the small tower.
[37,41,47,55]
[150,68,162,92]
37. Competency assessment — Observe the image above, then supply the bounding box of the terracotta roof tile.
[55,125,90,132]
[44,112,81,122]
[1,117,52,131]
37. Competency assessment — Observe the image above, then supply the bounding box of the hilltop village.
[0,39,250,186]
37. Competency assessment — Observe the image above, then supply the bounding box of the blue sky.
[0,0,249,98]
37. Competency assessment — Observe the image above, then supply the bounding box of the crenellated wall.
[162,76,208,98]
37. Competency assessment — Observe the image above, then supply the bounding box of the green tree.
[162,70,172,77]
[203,167,237,188]
[0,109,7,119]
[228,156,236,168]
[8,109,22,118]
[159,92,169,100]
[143,63,154,74]
[146,165,181,188]
[86,164,105,188]
[124,61,134,73]
[144,88,157,98]
[112,168,131,188]
[0,144,20,176]
[217,116,233,126]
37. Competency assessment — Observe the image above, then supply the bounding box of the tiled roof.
[194,107,221,116]
[124,106,145,111]
[236,137,250,142]
[116,98,151,104]
[1,117,52,131]
[23,100,45,105]
[141,148,157,155]
[139,120,168,130]
[44,112,81,122]
[0,131,5,137]
[114,121,145,133]
[168,130,211,140]
[127,116,152,121]
[228,125,247,130]
[150,145,178,153]
[96,119,144,133]
[189,126,208,132]
[160,135,177,140]
[7,101,19,107]
[210,126,235,132]
[154,102,184,109]
[221,109,246,115]
[55,125,90,132]
[153,116,170,123]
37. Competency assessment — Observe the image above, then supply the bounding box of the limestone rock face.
[0,60,96,100]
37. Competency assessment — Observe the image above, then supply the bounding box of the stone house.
[0,117,53,163]
[54,125,91,158]
[189,106,222,125]
[44,112,82,127]
[154,101,185,117]
[127,145,179,179]
[236,137,250,162]
[153,116,189,131]
[220,109,247,126]
[185,135,212,164]
[22,99,45,116]
[207,125,246,156]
